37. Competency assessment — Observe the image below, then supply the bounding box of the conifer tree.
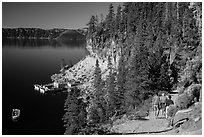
[105,56,116,117]
[125,33,150,110]
[115,5,122,33]
[93,59,103,101]
[181,6,199,53]
[63,88,80,135]
[91,59,106,123]
[63,87,87,135]
[87,15,98,39]
[121,8,127,34]
[106,3,115,38]
[116,48,126,111]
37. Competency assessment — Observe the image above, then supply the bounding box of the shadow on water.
[2,38,86,48]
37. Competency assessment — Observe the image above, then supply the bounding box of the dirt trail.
[111,110,172,134]
[110,93,180,135]
[110,93,202,135]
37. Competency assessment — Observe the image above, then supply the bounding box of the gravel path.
[110,93,202,135]
[111,111,171,134]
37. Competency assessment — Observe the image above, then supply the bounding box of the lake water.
[2,38,88,134]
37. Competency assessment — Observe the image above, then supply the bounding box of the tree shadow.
[137,117,149,121]
[107,127,173,135]
[157,117,166,119]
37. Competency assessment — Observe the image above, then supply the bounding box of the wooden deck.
[34,81,81,94]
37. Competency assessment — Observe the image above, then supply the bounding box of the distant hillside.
[2,28,66,39]
[2,28,87,41]
[57,29,86,42]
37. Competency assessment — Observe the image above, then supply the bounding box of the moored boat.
[34,81,71,94]
[34,84,40,90]
[40,88,45,94]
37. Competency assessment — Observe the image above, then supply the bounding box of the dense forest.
[62,2,202,134]
[2,28,66,39]
[2,28,87,40]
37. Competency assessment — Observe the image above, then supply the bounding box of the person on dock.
[153,93,160,119]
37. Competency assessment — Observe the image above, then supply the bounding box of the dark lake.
[2,38,88,135]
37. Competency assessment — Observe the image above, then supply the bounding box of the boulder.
[172,108,193,126]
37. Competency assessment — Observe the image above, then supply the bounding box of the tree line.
[2,28,66,39]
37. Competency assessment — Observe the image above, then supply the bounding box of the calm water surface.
[2,38,87,134]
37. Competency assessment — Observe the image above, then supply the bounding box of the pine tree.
[93,59,103,101]
[104,56,116,117]
[106,3,115,38]
[91,59,106,123]
[181,6,199,53]
[121,7,127,34]
[87,15,98,39]
[125,33,150,110]
[63,87,87,135]
[63,88,80,135]
[116,48,126,111]
[115,5,122,33]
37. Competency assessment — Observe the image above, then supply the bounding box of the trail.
[111,110,173,135]
[110,93,180,135]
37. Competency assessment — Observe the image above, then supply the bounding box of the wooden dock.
[34,81,81,94]
[34,83,68,94]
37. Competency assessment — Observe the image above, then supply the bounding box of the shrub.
[186,84,201,102]
[127,98,152,120]
[88,107,100,124]
[175,93,193,110]
[179,56,202,88]
[167,105,178,118]
[176,83,201,110]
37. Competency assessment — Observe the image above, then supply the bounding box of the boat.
[40,88,45,94]
[12,109,20,122]
[34,84,40,90]
[34,82,70,94]
[42,86,49,91]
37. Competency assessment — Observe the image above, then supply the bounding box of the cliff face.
[57,38,121,98]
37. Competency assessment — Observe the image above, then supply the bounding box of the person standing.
[153,93,160,119]
[160,93,167,116]
[166,95,174,119]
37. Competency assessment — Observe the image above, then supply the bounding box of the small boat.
[12,109,20,122]
[42,86,49,91]
[34,84,40,90]
[40,88,45,94]
[34,82,69,94]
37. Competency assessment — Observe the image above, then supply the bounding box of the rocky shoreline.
[53,39,119,96]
